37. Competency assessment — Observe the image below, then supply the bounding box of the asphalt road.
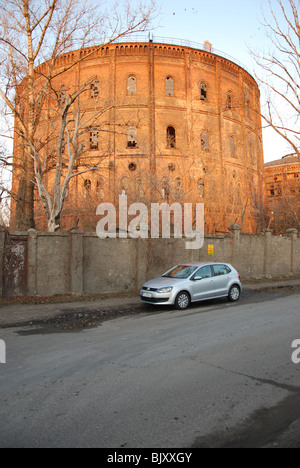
[0,289,300,448]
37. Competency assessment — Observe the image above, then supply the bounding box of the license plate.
[142,292,152,298]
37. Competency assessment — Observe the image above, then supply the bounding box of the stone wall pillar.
[228,224,241,266]
[0,228,6,297]
[27,229,37,296]
[286,228,299,274]
[228,223,241,241]
[263,228,272,277]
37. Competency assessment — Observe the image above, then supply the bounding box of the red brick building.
[264,153,300,233]
[11,40,265,233]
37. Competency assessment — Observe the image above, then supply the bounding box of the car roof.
[178,262,230,266]
[184,262,211,266]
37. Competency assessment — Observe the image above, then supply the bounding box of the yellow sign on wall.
[208,244,214,255]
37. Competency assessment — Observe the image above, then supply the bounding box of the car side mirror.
[192,276,202,281]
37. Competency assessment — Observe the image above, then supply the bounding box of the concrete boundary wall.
[0,227,299,297]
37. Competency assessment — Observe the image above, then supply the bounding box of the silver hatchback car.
[140,262,242,310]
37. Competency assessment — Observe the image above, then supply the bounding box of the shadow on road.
[192,391,300,448]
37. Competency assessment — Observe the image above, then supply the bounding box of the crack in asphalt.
[197,360,300,394]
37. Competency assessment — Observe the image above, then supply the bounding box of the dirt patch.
[261,285,300,295]
[15,305,148,335]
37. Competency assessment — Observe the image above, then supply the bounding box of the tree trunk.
[48,217,59,232]
[13,0,36,231]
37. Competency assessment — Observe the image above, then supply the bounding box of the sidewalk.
[0,279,299,328]
[0,296,142,328]
[243,278,300,290]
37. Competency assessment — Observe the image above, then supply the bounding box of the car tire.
[175,291,191,310]
[228,285,241,302]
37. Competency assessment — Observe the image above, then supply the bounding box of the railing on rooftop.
[111,34,252,74]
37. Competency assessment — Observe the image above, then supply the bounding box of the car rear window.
[213,264,231,276]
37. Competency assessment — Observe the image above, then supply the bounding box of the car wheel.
[175,291,191,310]
[228,285,241,302]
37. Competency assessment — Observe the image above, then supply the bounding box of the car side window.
[197,266,213,279]
[213,264,231,276]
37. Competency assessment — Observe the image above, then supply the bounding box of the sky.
[148,0,293,162]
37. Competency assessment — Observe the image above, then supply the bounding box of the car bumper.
[140,290,175,305]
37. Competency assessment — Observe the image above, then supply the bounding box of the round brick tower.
[11,40,265,233]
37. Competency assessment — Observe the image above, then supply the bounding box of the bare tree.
[0,0,156,231]
[268,176,300,234]
[29,78,117,231]
[251,0,300,158]
[0,141,14,227]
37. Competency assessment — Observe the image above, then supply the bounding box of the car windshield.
[162,265,199,279]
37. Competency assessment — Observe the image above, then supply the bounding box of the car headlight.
[157,287,173,293]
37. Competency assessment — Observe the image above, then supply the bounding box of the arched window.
[127,76,137,95]
[229,182,233,204]
[249,142,255,165]
[90,131,98,150]
[96,177,105,199]
[254,189,259,209]
[84,179,91,190]
[230,135,236,158]
[246,99,250,118]
[162,178,170,200]
[60,85,67,106]
[165,76,174,96]
[175,177,182,199]
[227,91,233,109]
[127,127,137,147]
[84,179,91,198]
[197,179,204,198]
[121,176,129,195]
[175,177,181,189]
[137,178,145,198]
[91,79,99,98]
[237,183,242,204]
[201,130,209,151]
[200,82,207,101]
[167,126,176,148]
